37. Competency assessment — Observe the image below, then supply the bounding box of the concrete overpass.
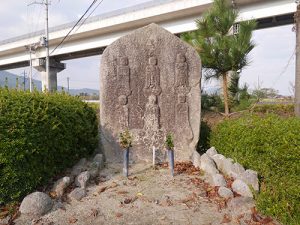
[0,0,297,91]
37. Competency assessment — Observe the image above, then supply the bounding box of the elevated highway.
[0,0,296,91]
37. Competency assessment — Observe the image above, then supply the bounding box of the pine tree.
[182,0,256,116]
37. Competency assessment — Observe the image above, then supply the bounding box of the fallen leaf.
[117,190,129,195]
[221,214,231,223]
[115,212,123,218]
[90,209,99,218]
[0,210,9,219]
[68,217,78,224]
[98,186,107,194]
[123,197,137,204]
[49,191,57,199]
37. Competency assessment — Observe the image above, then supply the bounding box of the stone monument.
[100,23,201,162]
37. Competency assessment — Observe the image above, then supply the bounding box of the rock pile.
[19,154,104,218]
[193,147,259,198]
[193,147,259,219]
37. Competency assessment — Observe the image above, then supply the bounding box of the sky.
[0,0,296,95]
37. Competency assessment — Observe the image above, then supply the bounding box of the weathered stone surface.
[227,196,255,217]
[211,154,226,170]
[69,188,87,201]
[210,174,227,187]
[70,158,87,181]
[75,171,90,189]
[218,158,234,176]
[239,169,259,191]
[232,179,253,198]
[20,192,53,216]
[52,176,71,198]
[206,147,217,157]
[100,23,201,162]
[93,154,104,169]
[192,151,201,168]
[218,187,233,199]
[200,153,219,175]
[89,162,100,179]
[229,162,245,179]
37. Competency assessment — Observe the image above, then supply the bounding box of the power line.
[50,0,98,55]
[271,47,296,87]
[73,0,105,34]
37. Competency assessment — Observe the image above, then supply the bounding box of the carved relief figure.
[176,94,193,140]
[117,57,131,96]
[143,57,162,96]
[175,53,188,87]
[118,95,129,129]
[144,95,160,131]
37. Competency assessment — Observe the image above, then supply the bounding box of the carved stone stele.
[100,23,201,162]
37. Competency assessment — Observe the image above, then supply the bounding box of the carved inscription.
[117,57,131,96]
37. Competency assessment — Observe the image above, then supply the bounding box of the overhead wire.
[271,47,296,87]
[50,0,99,55]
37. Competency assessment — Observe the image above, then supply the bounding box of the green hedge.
[252,103,294,115]
[0,88,98,204]
[210,114,300,225]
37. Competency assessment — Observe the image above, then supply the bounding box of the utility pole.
[28,0,50,92]
[67,77,70,93]
[295,2,300,117]
[45,0,50,92]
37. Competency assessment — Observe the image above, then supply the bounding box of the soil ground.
[13,162,274,225]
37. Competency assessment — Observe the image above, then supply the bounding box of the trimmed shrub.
[210,114,300,225]
[252,103,294,115]
[0,88,98,204]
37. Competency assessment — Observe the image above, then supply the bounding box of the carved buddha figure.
[175,53,188,88]
[117,57,131,96]
[176,94,193,140]
[144,56,161,96]
[144,95,160,131]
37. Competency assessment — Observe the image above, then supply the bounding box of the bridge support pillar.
[33,58,66,92]
[295,4,300,117]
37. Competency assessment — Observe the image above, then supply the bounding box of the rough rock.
[75,171,90,189]
[200,153,219,175]
[229,162,245,179]
[239,169,259,191]
[232,179,253,198]
[52,176,71,198]
[69,188,87,201]
[218,158,234,176]
[192,151,201,168]
[100,23,201,162]
[19,192,53,216]
[218,187,234,199]
[227,196,255,217]
[206,147,217,157]
[89,162,101,179]
[210,174,226,187]
[211,154,226,170]
[93,154,104,169]
[70,158,87,180]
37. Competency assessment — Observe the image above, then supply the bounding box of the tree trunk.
[222,73,230,117]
